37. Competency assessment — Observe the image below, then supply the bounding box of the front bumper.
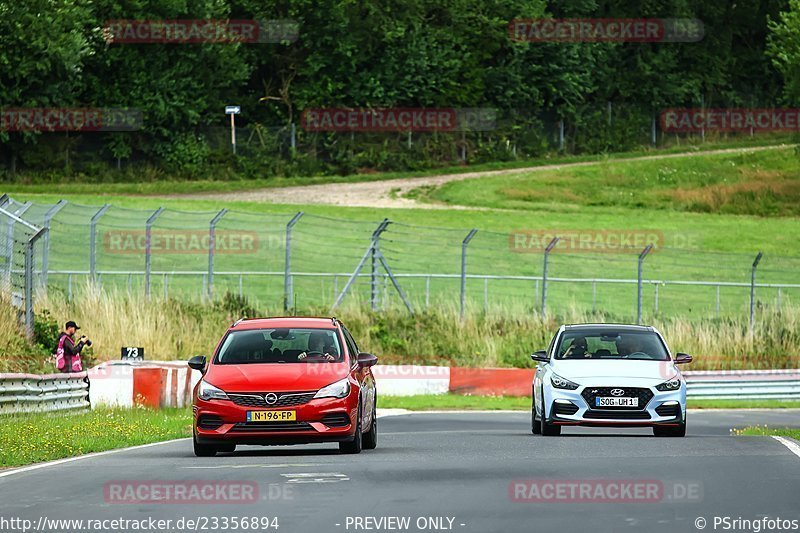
[546,385,685,428]
[193,390,359,445]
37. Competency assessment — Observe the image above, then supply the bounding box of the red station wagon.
[189,317,378,456]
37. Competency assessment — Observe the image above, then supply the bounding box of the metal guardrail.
[685,370,800,400]
[0,372,90,414]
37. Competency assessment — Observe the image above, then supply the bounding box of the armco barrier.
[0,372,89,414]
[684,369,800,400]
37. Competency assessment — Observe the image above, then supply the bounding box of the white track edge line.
[773,436,800,460]
[0,438,190,479]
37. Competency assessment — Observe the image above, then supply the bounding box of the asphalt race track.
[2,410,799,533]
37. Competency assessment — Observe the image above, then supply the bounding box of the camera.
[81,335,92,347]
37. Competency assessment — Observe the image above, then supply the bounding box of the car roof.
[229,317,339,331]
[563,323,654,333]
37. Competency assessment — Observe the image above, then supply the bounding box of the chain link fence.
[0,194,47,335]
[2,195,799,329]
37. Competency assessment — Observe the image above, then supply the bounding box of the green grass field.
[9,144,800,322]
[0,407,191,468]
[3,139,800,371]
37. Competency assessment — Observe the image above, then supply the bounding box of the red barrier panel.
[449,367,534,397]
[133,368,167,408]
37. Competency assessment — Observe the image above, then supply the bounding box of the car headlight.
[656,377,682,391]
[550,373,580,390]
[198,380,229,401]
[314,378,351,399]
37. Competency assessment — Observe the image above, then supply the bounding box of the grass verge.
[0,407,191,468]
[424,145,800,217]
[378,394,800,411]
[736,426,800,439]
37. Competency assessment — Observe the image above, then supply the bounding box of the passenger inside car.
[563,337,590,358]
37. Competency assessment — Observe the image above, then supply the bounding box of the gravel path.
[173,145,785,209]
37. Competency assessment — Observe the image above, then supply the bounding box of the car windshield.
[215,328,343,364]
[555,330,669,361]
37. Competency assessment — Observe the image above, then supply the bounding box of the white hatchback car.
[531,324,693,437]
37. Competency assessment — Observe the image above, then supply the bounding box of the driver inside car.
[617,336,648,357]
[297,331,337,362]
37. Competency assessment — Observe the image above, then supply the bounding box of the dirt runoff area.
[173,145,786,209]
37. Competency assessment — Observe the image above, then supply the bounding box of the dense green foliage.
[1,0,798,178]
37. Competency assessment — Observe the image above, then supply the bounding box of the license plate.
[246,410,296,422]
[595,397,638,407]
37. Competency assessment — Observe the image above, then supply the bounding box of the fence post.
[40,200,67,290]
[750,251,763,332]
[89,204,111,282]
[654,283,659,314]
[25,227,47,338]
[370,219,390,311]
[144,207,164,300]
[207,208,228,301]
[283,212,304,312]
[637,244,654,324]
[6,204,30,285]
[483,277,488,313]
[460,229,478,320]
[541,237,560,318]
[651,115,657,146]
[425,276,430,308]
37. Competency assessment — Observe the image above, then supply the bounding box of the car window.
[342,327,359,358]
[555,330,668,361]
[215,328,343,364]
[546,333,558,357]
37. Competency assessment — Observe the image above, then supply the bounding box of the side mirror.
[674,353,693,364]
[530,350,549,362]
[188,355,207,373]
[357,352,378,368]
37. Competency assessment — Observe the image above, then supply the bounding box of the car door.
[342,326,375,429]
[534,332,558,417]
